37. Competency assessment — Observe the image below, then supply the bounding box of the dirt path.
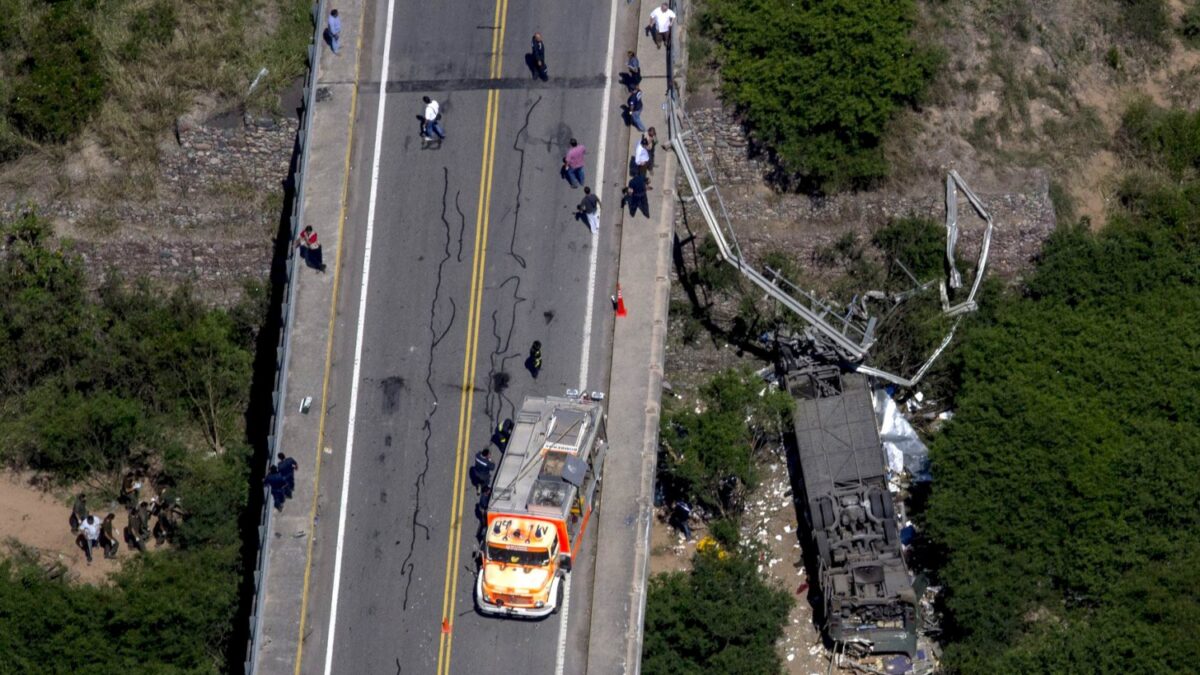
[0,472,128,584]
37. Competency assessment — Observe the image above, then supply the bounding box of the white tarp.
[873,389,933,482]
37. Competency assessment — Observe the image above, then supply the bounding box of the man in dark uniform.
[492,419,513,450]
[70,493,88,533]
[264,465,288,511]
[126,508,146,553]
[526,340,543,378]
[277,453,299,498]
[100,513,120,559]
[469,448,495,494]
[530,33,548,80]
[475,486,492,542]
[670,499,694,540]
[153,498,184,546]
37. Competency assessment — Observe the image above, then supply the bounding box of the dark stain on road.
[492,371,510,393]
[543,310,555,324]
[380,376,405,414]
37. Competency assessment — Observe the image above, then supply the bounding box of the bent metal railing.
[664,90,994,387]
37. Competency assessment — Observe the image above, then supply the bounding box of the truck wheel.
[552,577,565,614]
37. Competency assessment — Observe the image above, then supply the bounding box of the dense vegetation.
[698,0,940,191]
[924,104,1200,671]
[643,544,793,675]
[658,369,792,517]
[0,213,264,672]
[0,0,313,161]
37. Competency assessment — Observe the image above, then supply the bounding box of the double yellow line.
[437,0,509,672]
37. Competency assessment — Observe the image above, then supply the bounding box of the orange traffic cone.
[614,284,627,317]
[442,617,451,634]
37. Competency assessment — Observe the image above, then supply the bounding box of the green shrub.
[1182,3,1200,46]
[700,0,941,191]
[643,547,793,674]
[1116,0,1170,46]
[1120,98,1200,177]
[660,369,792,515]
[872,216,945,282]
[9,3,107,142]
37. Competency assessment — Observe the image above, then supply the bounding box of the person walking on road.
[621,173,651,218]
[264,465,288,511]
[100,513,119,559]
[492,419,513,451]
[649,3,676,50]
[422,96,445,143]
[294,225,326,272]
[562,138,586,188]
[277,452,299,499]
[470,449,496,493]
[326,9,342,54]
[577,187,601,234]
[70,493,88,534]
[625,86,645,132]
[530,33,548,80]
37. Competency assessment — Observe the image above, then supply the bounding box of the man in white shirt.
[78,515,101,565]
[634,137,651,175]
[649,3,676,50]
[422,96,445,142]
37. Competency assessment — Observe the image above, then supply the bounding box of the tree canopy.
[0,213,262,673]
[700,0,940,191]
[924,115,1200,671]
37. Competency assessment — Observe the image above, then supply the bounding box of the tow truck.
[475,395,607,618]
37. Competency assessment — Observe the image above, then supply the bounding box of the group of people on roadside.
[69,471,185,566]
[263,452,300,512]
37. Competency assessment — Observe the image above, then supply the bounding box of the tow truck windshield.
[485,544,551,566]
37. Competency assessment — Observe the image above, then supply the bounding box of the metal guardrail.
[245,1,325,672]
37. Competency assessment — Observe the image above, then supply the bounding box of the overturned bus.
[787,365,920,656]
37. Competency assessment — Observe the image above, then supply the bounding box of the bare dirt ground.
[0,471,132,585]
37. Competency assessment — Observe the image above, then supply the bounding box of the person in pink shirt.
[562,138,586,189]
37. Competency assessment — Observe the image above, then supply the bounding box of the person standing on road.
[649,3,676,50]
[264,465,288,511]
[475,486,493,542]
[577,187,601,234]
[530,33,548,81]
[277,452,299,499]
[422,96,445,142]
[100,513,119,559]
[470,449,496,493]
[625,86,645,132]
[527,340,543,378]
[294,225,326,272]
[562,138,586,188]
[625,51,641,91]
[70,493,88,533]
[634,137,651,176]
[327,9,342,55]
[622,173,651,218]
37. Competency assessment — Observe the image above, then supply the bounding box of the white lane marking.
[554,575,574,674]
[322,0,397,670]
[561,0,620,672]
[578,0,620,394]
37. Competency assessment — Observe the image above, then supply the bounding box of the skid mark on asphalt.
[399,168,463,610]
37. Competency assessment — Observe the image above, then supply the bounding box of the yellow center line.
[293,6,369,674]
[437,0,509,671]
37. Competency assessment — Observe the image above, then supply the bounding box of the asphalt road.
[298,0,628,672]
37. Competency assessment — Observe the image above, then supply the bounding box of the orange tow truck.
[475,395,607,618]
